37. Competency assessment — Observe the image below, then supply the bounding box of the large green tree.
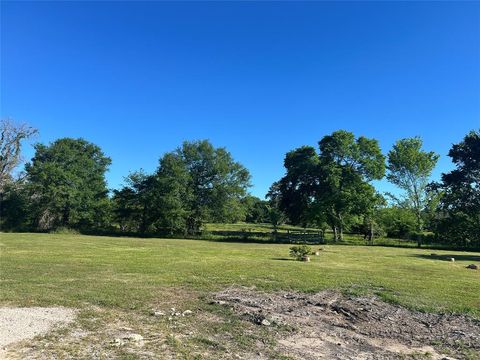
[275,130,385,241]
[316,131,385,240]
[276,146,319,227]
[154,152,190,234]
[155,140,251,235]
[387,137,439,238]
[433,130,480,248]
[26,138,111,230]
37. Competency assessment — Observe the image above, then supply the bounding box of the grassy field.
[1,232,479,316]
[1,232,479,359]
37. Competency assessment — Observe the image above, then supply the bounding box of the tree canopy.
[274,130,385,241]
[2,124,478,249]
[387,137,439,235]
[155,140,251,234]
[25,138,111,230]
[433,130,480,248]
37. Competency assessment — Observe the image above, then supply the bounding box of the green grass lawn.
[1,232,479,317]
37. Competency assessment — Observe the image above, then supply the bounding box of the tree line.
[0,119,478,249]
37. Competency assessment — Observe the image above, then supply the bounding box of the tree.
[0,180,31,231]
[0,119,37,230]
[275,130,385,241]
[387,137,439,244]
[361,192,386,244]
[433,130,480,248]
[266,182,287,240]
[112,187,138,232]
[242,195,269,223]
[277,146,319,227]
[126,171,157,233]
[155,140,251,235]
[317,131,386,241]
[25,138,111,230]
[0,119,38,190]
[154,152,190,235]
[111,171,157,233]
[376,206,417,238]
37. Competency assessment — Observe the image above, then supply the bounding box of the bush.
[377,207,417,238]
[49,227,80,235]
[289,244,312,261]
[434,212,480,249]
[406,231,436,245]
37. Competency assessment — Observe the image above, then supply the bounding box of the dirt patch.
[0,307,76,358]
[214,287,480,359]
[3,289,479,359]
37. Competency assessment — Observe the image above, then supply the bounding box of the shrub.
[289,244,312,261]
[377,207,417,238]
[406,231,436,245]
[49,227,80,235]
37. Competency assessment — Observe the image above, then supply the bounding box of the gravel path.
[0,307,76,355]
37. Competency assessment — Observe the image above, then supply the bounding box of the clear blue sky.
[1,1,479,198]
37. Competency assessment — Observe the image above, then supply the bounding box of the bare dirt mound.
[214,288,480,360]
[0,307,76,358]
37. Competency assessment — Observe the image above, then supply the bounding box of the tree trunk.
[333,226,338,242]
[338,213,344,241]
[187,216,202,236]
[367,221,373,245]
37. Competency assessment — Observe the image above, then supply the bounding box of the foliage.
[111,187,139,232]
[154,152,191,234]
[350,216,386,244]
[433,130,480,248]
[289,244,312,260]
[387,137,439,239]
[267,206,286,235]
[276,146,319,227]
[315,130,386,241]
[108,140,251,236]
[242,195,270,223]
[0,120,38,231]
[153,140,251,235]
[49,226,80,234]
[111,171,157,233]
[2,127,477,248]
[25,138,111,230]
[274,130,385,241]
[376,206,417,238]
[266,181,288,239]
[0,180,30,231]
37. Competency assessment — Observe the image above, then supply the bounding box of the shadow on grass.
[412,254,480,262]
[10,229,479,252]
[271,257,295,261]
